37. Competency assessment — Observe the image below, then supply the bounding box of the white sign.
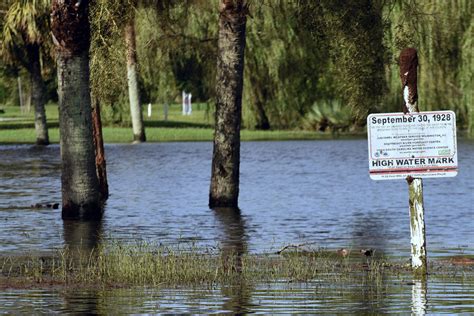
[367,111,457,180]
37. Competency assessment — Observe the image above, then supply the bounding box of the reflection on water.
[213,207,254,314]
[214,207,247,271]
[62,220,103,314]
[1,276,473,314]
[412,278,428,315]
[63,220,103,253]
[350,210,389,257]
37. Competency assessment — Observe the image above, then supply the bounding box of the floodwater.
[1,139,473,313]
[1,277,474,314]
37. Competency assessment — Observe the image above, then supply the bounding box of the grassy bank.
[1,242,473,289]
[0,104,359,144]
[0,127,342,143]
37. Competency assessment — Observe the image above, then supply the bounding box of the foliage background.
[1,0,472,135]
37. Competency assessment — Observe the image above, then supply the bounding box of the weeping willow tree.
[88,0,472,136]
[462,23,473,136]
[385,0,473,135]
[90,0,215,124]
[243,1,329,130]
[135,1,217,107]
[89,0,131,125]
[298,0,387,127]
[135,1,330,130]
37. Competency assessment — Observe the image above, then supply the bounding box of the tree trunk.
[125,18,146,143]
[52,0,101,220]
[247,53,271,130]
[253,99,270,130]
[249,69,270,130]
[92,96,109,202]
[209,1,248,208]
[27,44,49,145]
[17,76,24,111]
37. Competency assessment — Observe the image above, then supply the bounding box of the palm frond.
[0,0,51,64]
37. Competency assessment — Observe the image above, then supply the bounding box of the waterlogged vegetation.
[2,241,473,289]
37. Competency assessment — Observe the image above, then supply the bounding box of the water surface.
[1,276,473,314]
[1,140,473,256]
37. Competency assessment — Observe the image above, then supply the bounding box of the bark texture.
[27,44,49,145]
[52,0,102,220]
[209,1,248,208]
[92,97,109,201]
[125,18,146,143]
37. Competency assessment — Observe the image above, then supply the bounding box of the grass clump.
[0,242,400,288]
[2,241,473,289]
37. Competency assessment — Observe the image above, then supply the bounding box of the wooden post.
[407,176,427,274]
[400,48,427,275]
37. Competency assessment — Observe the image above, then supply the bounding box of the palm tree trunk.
[57,51,101,219]
[27,44,49,145]
[125,18,146,143]
[52,0,101,220]
[92,96,109,201]
[209,1,248,208]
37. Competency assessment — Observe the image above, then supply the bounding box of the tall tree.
[244,1,327,130]
[1,0,50,145]
[299,0,386,122]
[125,9,146,142]
[385,0,473,135]
[51,0,102,220]
[209,0,249,208]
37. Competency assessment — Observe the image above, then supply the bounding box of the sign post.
[367,48,458,276]
[368,110,458,274]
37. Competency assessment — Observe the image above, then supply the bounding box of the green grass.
[0,104,358,144]
[1,241,473,289]
[0,242,397,287]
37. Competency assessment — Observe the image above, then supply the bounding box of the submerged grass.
[2,241,472,289]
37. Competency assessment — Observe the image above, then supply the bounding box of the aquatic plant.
[3,241,471,289]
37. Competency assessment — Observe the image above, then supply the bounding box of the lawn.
[0,103,350,144]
